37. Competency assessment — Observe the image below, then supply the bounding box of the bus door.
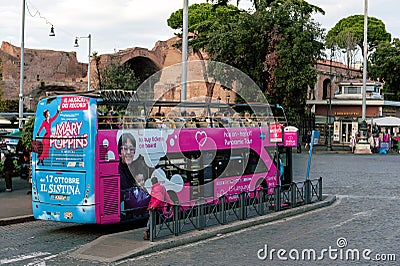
[277,146,293,187]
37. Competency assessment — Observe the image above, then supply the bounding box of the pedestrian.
[143,176,172,240]
[305,131,312,149]
[4,152,15,192]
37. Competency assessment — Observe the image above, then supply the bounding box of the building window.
[344,86,361,94]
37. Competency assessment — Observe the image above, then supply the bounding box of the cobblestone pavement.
[119,153,400,265]
[1,153,399,265]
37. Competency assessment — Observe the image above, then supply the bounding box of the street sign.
[283,126,298,147]
[269,122,283,143]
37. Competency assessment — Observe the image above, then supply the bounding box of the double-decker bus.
[31,90,296,224]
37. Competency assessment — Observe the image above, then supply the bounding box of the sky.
[0,0,399,63]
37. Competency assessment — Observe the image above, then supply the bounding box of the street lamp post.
[18,0,26,130]
[354,0,371,154]
[74,34,91,91]
[182,0,188,104]
[327,49,334,151]
[19,0,55,129]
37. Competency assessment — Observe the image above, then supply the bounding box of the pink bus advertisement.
[32,94,290,224]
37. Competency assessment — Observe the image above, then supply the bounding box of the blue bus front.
[31,95,98,223]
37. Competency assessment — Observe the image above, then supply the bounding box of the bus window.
[244,149,268,175]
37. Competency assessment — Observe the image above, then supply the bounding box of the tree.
[167,0,324,126]
[206,0,324,126]
[263,0,324,126]
[369,38,400,101]
[22,116,34,150]
[100,57,140,91]
[167,3,241,100]
[326,15,391,57]
[92,52,102,90]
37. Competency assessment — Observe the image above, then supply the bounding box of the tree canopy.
[168,0,325,126]
[326,15,391,55]
[369,38,400,101]
[98,58,140,91]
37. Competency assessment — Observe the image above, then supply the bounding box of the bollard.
[258,189,265,215]
[290,182,297,208]
[174,204,179,236]
[220,196,226,224]
[274,185,281,212]
[239,191,246,220]
[318,177,323,201]
[305,179,311,204]
[149,209,156,242]
[198,198,205,230]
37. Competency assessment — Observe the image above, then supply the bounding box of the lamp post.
[18,0,26,130]
[182,0,188,104]
[74,34,91,91]
[354,0,371,154]
[327,49,334,151]
[362,0,368,121]
[19,0,55,129]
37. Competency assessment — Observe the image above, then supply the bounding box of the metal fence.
[149,177,322,241]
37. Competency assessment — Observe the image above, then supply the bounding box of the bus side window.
[244,150,268,175]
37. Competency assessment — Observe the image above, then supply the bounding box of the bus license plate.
[53,195,67,201]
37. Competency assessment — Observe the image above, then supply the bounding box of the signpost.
[283,126,298,147]
[306,130,320,180]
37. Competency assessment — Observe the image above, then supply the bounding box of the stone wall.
[0,41,88,102]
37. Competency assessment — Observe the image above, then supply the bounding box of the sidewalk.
[0,175,34,225]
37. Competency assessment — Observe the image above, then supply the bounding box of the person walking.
[305,131,312,149]
[143,177,172,240]
[4,152,15,192]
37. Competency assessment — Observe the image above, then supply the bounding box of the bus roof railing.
[42,90,287,124]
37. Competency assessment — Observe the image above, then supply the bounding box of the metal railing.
[149,177,322,241]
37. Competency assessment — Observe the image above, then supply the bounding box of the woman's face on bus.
[121,138,135,165]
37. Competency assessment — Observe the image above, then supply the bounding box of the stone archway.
[322,78,330,100]
[123,56,160,85]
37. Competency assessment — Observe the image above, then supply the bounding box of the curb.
[0,215,35,226]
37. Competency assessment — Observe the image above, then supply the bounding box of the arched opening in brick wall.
[322,78,330,100]
[123,56,160,85]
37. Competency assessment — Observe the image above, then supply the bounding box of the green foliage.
[369,38,400,101]
[100,60,140,91]
[0,99,19,112]
[265,0,324,126]
[205,0,324,126]
[167,3,240,37]
[326,15,391,53]
[167,0,324,127]
[22,116,35,150]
